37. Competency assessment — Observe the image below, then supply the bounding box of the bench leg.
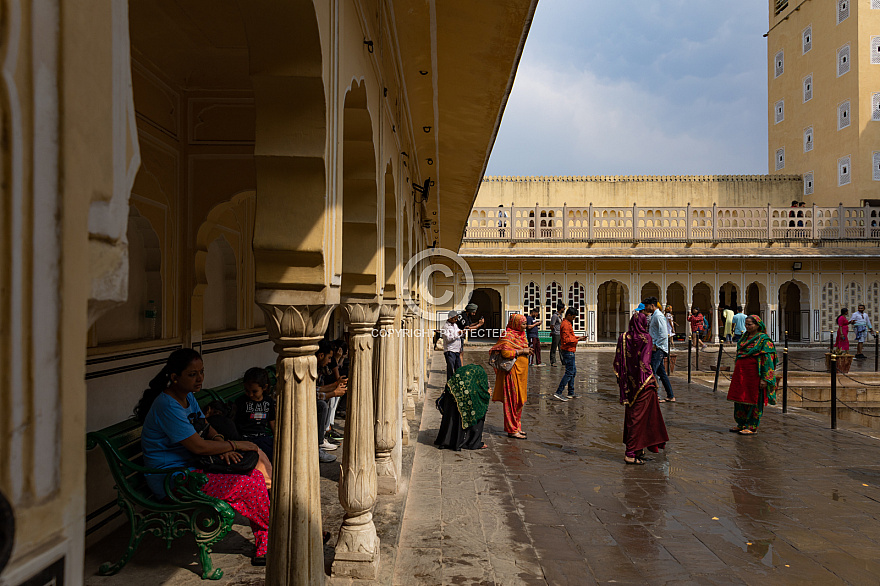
[97,502,146,576]
[196,541,223,580]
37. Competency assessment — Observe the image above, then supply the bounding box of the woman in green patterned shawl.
[727,315,777,435]
[434,364,490,451]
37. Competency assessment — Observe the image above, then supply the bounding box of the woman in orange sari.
[491,314,532,439]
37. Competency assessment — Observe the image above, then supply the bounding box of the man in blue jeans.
[553,307,588,401]
[644,296,675,402]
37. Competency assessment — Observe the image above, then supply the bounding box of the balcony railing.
[463,204,880,242]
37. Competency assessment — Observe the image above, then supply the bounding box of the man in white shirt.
[852,304,874,359]
[645,296,674,402]
[441,310,464,380]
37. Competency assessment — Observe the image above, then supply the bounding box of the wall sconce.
[426,158,434,165]
[792,262,802,270]
[419,70,428,75]
[413,178,431,204]
[423,126,432,133]
[363,39,374,53]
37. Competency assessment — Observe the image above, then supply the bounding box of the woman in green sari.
[434,364,491,450]
[727,315,777,435]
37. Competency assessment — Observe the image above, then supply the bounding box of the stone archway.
[666,282,687,340]
[779,280,810,342]
[745,281,765,319]
[597,280,629,341]
[640,281,661,304]
[692,282,713,340]
[468,288,502,339]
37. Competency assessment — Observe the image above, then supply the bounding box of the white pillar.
[259,303,335,586]
[333,302,380,579]
[375,302,400,494]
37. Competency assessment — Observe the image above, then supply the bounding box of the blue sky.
[486,0,770,176]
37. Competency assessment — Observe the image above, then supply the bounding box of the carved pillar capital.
[342,301,380,332]
[378,300,399,325]
[258,303,335,357]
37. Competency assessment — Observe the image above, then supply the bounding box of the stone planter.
[825,353,854,374]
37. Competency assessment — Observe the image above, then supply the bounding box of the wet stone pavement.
[395,347,880,585]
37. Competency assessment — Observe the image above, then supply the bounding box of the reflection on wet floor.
[396,348,880,585]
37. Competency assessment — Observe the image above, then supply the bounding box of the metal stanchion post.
[784,330,788,351]
[712,341,723,393]
[695,335,700,371]
[782,348,788,414]
[830,354,837,430]
[874,332,880,372]
[688,333,692,384]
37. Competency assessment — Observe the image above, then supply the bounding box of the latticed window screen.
[803,127,813,152]
[839,155,852,186]
[873,0,880,9]
[837,0,849,24]
[873,151,880,181]
[821,282,840,332]
[774,100,784,124]
[803,26,812,53]
[523,281,541,316]
[804,172,814,195]
[774,50,784,78]
[775,148,785,171]
[803,75,812,102]
[839,101,851,130]
[568,281,585,330]
[873,37,880,65]
[838,45,850,76]
[774,0,788,15]
[545,281,563,328]
[867,282,880,326]
[845,282,862,313]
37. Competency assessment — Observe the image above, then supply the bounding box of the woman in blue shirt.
[135,349,270,566]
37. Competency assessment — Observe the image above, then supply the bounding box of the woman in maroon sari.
[613,312,669,465]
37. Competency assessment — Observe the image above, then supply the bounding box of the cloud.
[486,1,769,176]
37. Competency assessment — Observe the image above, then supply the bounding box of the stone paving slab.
[393,348,880,585]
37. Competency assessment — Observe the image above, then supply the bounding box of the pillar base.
[332,531,380,579]
[401,415,410,445]
[405,387,416,420]
[376,457,399,494]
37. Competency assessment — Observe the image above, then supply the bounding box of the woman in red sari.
[835,308,853,351]
[613,312,668,465]
[491,314,532,439]
[727,315,777,435]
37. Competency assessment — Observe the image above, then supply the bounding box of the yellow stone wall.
[768,0,880,204]
[474,175,803,208]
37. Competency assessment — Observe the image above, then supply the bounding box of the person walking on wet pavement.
[852,304,874,360]
[727,315,777,435]
[836,308,853,352]
[687,307,708,350]
[526,308,543,366]
[731,306,746,343]
[441,310,464,381]
[490,314,532,439]
[549,301,564,367]
[644,297,674,402]
[613,311,668,465]
[553,307,588,401]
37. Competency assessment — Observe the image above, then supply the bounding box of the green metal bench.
[86,365,276,580]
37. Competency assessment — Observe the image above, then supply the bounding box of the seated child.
[235,367,276,462]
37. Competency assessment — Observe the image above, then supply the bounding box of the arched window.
[821,282,841,333]
[523,281,541,318]
[545,281,563,328]
[204,237,238,332]
[568,281,586,330]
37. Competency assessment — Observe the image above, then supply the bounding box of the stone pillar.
[404,310,417,420]
[259,303,335,586]
[710,304,719,343]
[333,302,381,579]
[375,302,400,494]
[400,312,411,445]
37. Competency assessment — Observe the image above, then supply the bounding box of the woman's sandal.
[729,427,743,432]
[624,457,645,465]
[478,443,489,449]
[507,432,527,440]
[738,429,757,435]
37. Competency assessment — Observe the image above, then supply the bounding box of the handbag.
[197,450,259,475]
[488,350,516,372]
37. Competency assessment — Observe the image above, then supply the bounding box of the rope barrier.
[833,396,880,418]
[834,371,880,388]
